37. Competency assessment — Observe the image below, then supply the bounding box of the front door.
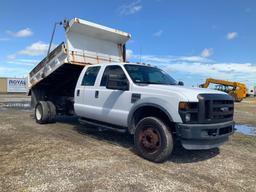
[92,65,132,127]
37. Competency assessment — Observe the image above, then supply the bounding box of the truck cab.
[74,63,234,162]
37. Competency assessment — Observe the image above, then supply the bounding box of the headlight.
[179,102,198,123]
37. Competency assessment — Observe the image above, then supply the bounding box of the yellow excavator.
[200,78,247,102]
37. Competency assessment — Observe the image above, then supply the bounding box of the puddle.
[0,101,32,111]
[235,124,256,136]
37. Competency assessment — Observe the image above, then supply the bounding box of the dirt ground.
[234,97,256,126]
[0,94,256,192]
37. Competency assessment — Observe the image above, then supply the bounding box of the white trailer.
[247,86,256,97]
[29,18,131,114]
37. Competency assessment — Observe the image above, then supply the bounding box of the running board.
[79,118,127,133]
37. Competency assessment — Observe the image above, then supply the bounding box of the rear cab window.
[81,66,100,86]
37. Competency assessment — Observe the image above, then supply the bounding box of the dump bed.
[28,18,131,89]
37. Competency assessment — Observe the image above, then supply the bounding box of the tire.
[31,90,37,108]
[230,92,241,102]
[236,98,242,102]
[47,101,56,123]
[134,117,173,163]
[35,101,50,124]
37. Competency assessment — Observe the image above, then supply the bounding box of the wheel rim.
[138,127,161,153]
[35,105,42,120]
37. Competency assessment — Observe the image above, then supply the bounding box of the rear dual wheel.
[134,117,173,163]
[35,101,56,124]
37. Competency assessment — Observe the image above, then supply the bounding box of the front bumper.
[176,121,235,150]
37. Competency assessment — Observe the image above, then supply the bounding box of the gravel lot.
[0,94,256,192]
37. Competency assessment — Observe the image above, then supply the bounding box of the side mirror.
[178,81,184,86]
[106,74,129,91]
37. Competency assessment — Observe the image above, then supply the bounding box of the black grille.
[219,126,233,135]
[198,94,234,124]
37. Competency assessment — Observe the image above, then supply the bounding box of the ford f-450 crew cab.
[29,18,234,162]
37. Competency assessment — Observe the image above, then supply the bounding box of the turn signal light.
[179,102,189,110]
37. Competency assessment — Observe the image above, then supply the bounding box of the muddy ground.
[234,97,256,126]
[0,94,255,192]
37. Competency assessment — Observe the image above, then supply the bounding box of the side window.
[100,65,127,86]
[81,66,100,86]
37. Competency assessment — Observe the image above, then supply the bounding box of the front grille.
[198,94,234,124]
[219,126,233,135]
[201,125,233,137]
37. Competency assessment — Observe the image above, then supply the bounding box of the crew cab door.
[74,66,101,118]
[92,65,132,127]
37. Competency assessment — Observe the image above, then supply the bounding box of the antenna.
[139,46,142,64]
[47,21,63,56]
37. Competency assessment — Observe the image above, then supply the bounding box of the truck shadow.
[168,143,219,164]
[73,124,220,164]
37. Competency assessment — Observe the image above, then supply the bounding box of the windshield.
[124,64,177,85]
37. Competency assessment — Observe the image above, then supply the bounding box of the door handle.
[95,90,99,98]
[76,89,80,96]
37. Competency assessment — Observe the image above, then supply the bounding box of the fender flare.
[127,97,174,134]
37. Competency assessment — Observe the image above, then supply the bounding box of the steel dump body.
[29,18,131,89]
[28,18,130,112]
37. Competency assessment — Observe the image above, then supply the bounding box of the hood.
[136,84,226,101]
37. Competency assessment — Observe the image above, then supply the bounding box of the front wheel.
[134,117,173,163]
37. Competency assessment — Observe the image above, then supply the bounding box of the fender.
[127,97,175,134]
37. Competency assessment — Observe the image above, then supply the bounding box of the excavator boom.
[201,78,247,102]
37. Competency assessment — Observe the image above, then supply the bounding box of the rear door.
[75,66,101,118]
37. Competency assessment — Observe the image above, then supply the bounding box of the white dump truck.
[29,18,234,162]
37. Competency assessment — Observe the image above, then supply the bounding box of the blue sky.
[0,0,255,87]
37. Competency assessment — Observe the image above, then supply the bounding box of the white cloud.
[0,67,21,72]
[163,62,256,82]
[126,49,133,59]
[18,41,49,56]
[153,30,163,37]
[6,28,33,38]
[119,0,142,15]
[128,52,256,84]
[6,53,39,67]
[2,56,39,77]
[163,62,256,76]
[7,41,56,67]
[178,56,212,62]
[0,66,29,77]
[201,48,213,58]
[7,59,39,66]
[7,54,16,60]
[131,54,212,63]
[227,32,238,40]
